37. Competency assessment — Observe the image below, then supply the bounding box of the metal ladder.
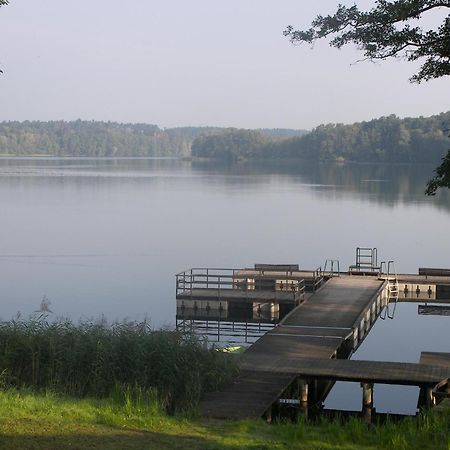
[324,259,340,277]
[379,260,399,320]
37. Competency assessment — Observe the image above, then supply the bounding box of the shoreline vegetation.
[0,121,306,159]
[0,111,448,165]
[0,317,237,414]
[191,112,450,165]
[0,389,448,450]
[0,317,448,449]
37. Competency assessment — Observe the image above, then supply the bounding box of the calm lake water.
[1,157,449,414]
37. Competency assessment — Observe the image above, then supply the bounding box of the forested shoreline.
[1,113,449,164]
[0,121,213,157]
[192,112,450,164]
[0,120,306,158]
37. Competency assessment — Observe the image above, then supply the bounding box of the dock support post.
[263,404,273,423]
[299,380,309,418]
[361,382,373,424]
[424,387,434,409]
[418,385,434,409]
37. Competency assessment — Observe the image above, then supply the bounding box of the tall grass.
[0,316,237,413]
[270,410,450,449]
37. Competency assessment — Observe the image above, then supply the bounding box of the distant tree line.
[0,121,216,157]
[0,120,306,157]
[1,115,447,163]
[192,112,450,164]
[191,129,274,162]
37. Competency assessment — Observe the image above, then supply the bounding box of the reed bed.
[0,316,237,412]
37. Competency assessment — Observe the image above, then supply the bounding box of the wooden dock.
[200,276,387,419]
[175,260,450,420]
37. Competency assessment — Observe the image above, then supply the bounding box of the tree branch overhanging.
[426,148,450,195]
[284,1,450,83]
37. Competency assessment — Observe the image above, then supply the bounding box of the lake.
[0,157,449,414]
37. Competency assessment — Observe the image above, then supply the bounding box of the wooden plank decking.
[200,277,386,419]
[199,371,295,419]
[239,357,450,386]
[420,352,450,367]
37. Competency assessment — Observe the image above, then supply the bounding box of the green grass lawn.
[0,390,448,450]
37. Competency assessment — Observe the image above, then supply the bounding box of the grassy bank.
[0,318,448,449]
[0,317,236,413]
[0,389,448,450]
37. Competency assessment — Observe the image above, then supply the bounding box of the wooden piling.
[299,380,309,417]
[361,382,373,424]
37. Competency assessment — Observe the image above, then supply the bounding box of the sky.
[0,0,448,130]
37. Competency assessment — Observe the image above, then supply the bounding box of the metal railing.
[311,266,324,291]
[176,268,306,304]
[176,317,276,344]
[176,268,237,296]
[324,259,340,277]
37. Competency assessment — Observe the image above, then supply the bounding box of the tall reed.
[0,316,237,412]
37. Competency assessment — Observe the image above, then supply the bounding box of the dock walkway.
[200,276,386,419]
[240,357,450,386]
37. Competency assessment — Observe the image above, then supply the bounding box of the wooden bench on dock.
[418,268,450,277]
[254,264,299,274]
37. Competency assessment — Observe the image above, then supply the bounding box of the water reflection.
[191,160,450,210]
[1,157,449,212]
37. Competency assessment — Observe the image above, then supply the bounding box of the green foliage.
[279,112,450,163]
[0,121,220,157]
[0,389,449,449]
[193,112,450,164]
[284,1,450,83]
[0,317,237,413]
[257,128,309,139]
[284,1,450,193]
[0,121,306,158]
[191,128,274,161]
[426,148,450,194]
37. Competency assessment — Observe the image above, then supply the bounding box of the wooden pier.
[176,259,450,420]
[199,276,388,419]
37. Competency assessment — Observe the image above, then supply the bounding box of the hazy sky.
[0,1,448,129]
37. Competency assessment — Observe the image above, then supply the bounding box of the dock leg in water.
[361,382,373,424]
[299,380,309,418]
[424,386,435,409]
